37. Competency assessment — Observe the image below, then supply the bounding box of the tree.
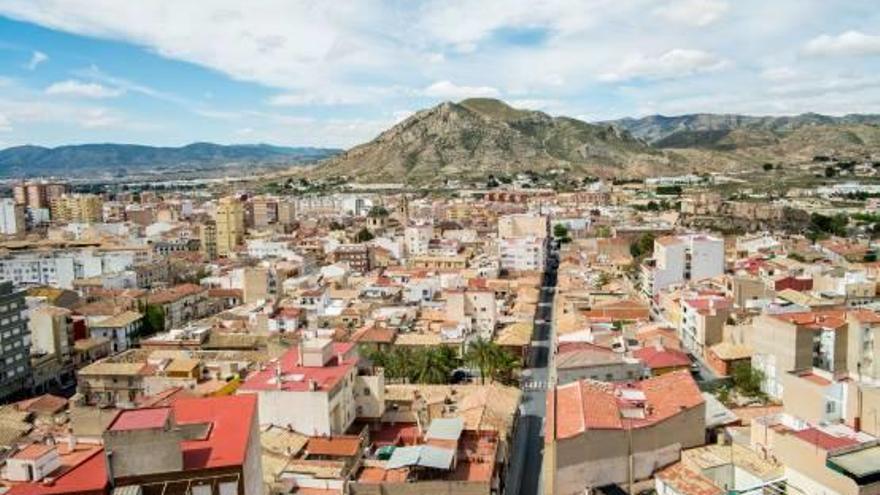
[354,227,375,243]
[553,223,571,243]
[142,304,165,336]
[465,338,519,384]
[465,338,495,384]
[594,225,612,238]
[762,163,774,172]
[825,166,838,178]
[731,362,765,398]
[629,233,656,259]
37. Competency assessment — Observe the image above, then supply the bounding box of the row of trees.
[366,338,520,385]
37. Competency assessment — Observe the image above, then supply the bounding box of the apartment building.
[0,282,31,400]
[250,195,278,228]
[200,221,218,259]
[12,181,69,210]
[50,193,103,223]
[238,339,385,436]
[679,295,732,358]
[404,224,433,257]
[498,213,548,273]
[0,249,142,289]
[145,283,210,331]
[214,196,245,257]
[445,288,497,337]
[641,234,725,297]
[751,311,849,399]
[847,309,880,380]
[333,244,372,274]
[0,198,26,235]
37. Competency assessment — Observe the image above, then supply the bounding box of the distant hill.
[602,113,880,145]
[314,98,685,184]
[0,142,341,177]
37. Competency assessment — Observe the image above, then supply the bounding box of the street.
[505,244,558,495]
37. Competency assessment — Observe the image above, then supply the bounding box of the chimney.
[308,379,318,391]
[274,362,282,390]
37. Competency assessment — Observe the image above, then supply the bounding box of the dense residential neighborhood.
[0,176,878,495]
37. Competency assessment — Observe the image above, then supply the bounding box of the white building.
[497,213,549,273]
[238,339,385,435]
[642,234,725,297]
[0,198,25,235]
[404,225,433,257]
[0,249,142,289]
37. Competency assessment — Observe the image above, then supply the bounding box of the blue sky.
[0,0,879,148]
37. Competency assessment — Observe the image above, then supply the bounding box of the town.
[0,173,877,495]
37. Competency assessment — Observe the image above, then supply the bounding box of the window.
[363,387,371,396]
[191,485,212,495]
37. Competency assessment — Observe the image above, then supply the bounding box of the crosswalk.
[521,379,549,391]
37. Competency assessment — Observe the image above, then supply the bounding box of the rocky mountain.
[314,98,684,184]
[0,142,341,177]
[603,113,880,146]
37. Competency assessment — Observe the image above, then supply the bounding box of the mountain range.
[0,142,341,178]
[315,98,679,184]
[4,100,880,183]
[314,99,880,184]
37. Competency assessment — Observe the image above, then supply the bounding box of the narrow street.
[505,243,558,495]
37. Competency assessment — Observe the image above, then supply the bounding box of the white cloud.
[79,107,120,128]
[600,49,729,82]
[45,79,124,98]
[0,114,11,132]
[653,0,729,27]
[268,92,364,107]
[25,50,47,70]
[423,80,500,99]
[760,66,799,81]
[803,30,880,57]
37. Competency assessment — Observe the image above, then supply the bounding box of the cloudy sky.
[0,0,879,148]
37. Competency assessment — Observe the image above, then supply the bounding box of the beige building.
[847,309,880,380]
[50,193,103,223]
[551,372,706,494]
[214,196,245,257]
[200,221,218,259]
[751,311,849,400]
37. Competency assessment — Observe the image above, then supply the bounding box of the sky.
[0,0,879,149]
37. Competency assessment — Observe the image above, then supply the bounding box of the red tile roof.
[108,407,171,431]
[633,346,691,370]
[793,428,860,451]
[174,394,258,469]
[6,445,106,495]
[772,310,847,330]
[238,343,357,393]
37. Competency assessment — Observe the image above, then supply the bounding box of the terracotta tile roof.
[146,283,205,305]
[14,394,68,416]
[12,444,54,461]
[306,436,361,457]
[772,310,847,330]
[351,326,396,344]
[633,345,691,370]
[793,428,860,451]
[553,370,704,439]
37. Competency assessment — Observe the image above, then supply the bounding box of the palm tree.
[413,348,450,384]
[465,338,496,384]
[488,346,520,385]
[465,338,521,385]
